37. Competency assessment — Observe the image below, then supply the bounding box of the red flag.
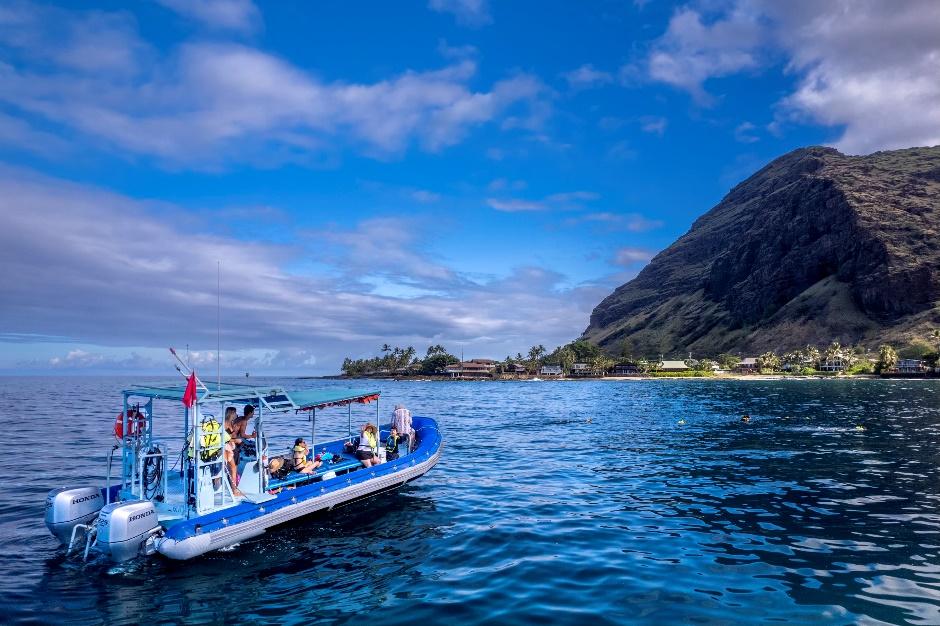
[182,372,198,408]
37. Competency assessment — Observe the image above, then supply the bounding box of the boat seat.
[267,457,364,490]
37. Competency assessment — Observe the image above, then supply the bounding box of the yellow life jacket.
[187,417,223,462]
[362,430,377,452]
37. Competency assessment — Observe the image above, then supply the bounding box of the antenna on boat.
[169,347,210,392]
[217,259,221,390]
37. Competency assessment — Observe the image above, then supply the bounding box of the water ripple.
[1,376,940,624]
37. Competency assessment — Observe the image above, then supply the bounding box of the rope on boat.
[142,445,164,500]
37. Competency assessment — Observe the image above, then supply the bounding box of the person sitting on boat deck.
[391,404,415,452]
[267,456,292,480]
[232,404,258,462]
[357,423,380,467]
[291,438,321,474]
[385,426,402,461]
[223,409,244,497]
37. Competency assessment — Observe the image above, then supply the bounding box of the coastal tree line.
[341,332,940,378]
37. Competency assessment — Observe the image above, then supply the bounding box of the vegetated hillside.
[583,145,940,357]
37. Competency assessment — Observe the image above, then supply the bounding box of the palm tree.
[802,345,821,368]
[877,344,898,373]
[558,346,576,375]
[527,344,546,374]
[756,351,781,373]
[403,346,417,368]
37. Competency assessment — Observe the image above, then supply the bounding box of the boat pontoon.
[44,381,442,562]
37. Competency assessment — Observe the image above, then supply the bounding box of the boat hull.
[157,435,442,560]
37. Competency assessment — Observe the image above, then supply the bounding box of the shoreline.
[316,373,937,382]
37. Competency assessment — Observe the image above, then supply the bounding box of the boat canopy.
[125,382,380,414]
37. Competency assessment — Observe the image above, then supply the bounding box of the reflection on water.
[2,377,940,624]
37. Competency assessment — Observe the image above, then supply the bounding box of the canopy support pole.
[183,405,190,520]
[311,407,316,458]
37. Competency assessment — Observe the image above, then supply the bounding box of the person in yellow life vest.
[356,423,380,468]
[291,438,321,474]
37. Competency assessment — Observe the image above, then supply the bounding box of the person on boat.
[222,409,244,496]
[357,423,380,467]
[741,414,751,424]
[391,404,415,452]
[232,404,258,461]
[292,438,321,474]
[267,456,290,480]
[385,426,402,461]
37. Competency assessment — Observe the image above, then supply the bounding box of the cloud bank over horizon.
[0,167,611,373]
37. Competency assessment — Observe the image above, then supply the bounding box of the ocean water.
[2,376,940,625]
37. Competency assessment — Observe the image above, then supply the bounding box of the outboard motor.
[96,500,161,562]
[45,487,105,545]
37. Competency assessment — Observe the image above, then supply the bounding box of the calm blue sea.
[2,376,940,625]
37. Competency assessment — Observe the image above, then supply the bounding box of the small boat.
[45,380,442,562]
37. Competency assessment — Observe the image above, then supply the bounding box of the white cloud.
[607,141,637,160]
[437,39,478,60]
[0,111,70,157]
[157,0,261,33]
[486,198,546,212]
[428,0,491,27]
[0,3,545,168]
[646,1,940,153]
[640,115,668,135]
[567,212,664,232]
[0,168,596,372]
[769,0,940,154]
[487,190,599,212]
[562,64,614,89]
[411,190,441,203]
[647,6,763,103]
[545,191,600,204]
[0,1,151,74]
[734,121,759,143]
[613,247,654,265]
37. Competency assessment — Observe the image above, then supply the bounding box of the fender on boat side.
[157,444,442,560]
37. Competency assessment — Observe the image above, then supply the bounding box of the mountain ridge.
[582,145,940,356]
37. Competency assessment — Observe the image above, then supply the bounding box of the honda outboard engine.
[45,487,105,545]
[96,500,160,562]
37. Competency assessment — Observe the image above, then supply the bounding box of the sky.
[1,0,939,375]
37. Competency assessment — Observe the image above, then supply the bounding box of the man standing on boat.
[391,404,415,452]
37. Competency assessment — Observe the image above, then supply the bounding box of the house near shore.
[540,365,563,377]
[818,357,846,373]
[734,357,758,373]
[659,360,689,372]
[444,359,498,378]
[570,362,592,377]
[505,363,527,375]
[896,359,927,374]
[612,364,639,376]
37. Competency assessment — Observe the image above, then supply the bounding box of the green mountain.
[583,145,940,356]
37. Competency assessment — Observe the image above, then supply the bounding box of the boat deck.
[151,433,395,523]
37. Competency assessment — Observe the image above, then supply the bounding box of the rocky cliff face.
[583,145,940,356]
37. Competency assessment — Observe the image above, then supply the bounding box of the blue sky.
[1,0,938,374]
